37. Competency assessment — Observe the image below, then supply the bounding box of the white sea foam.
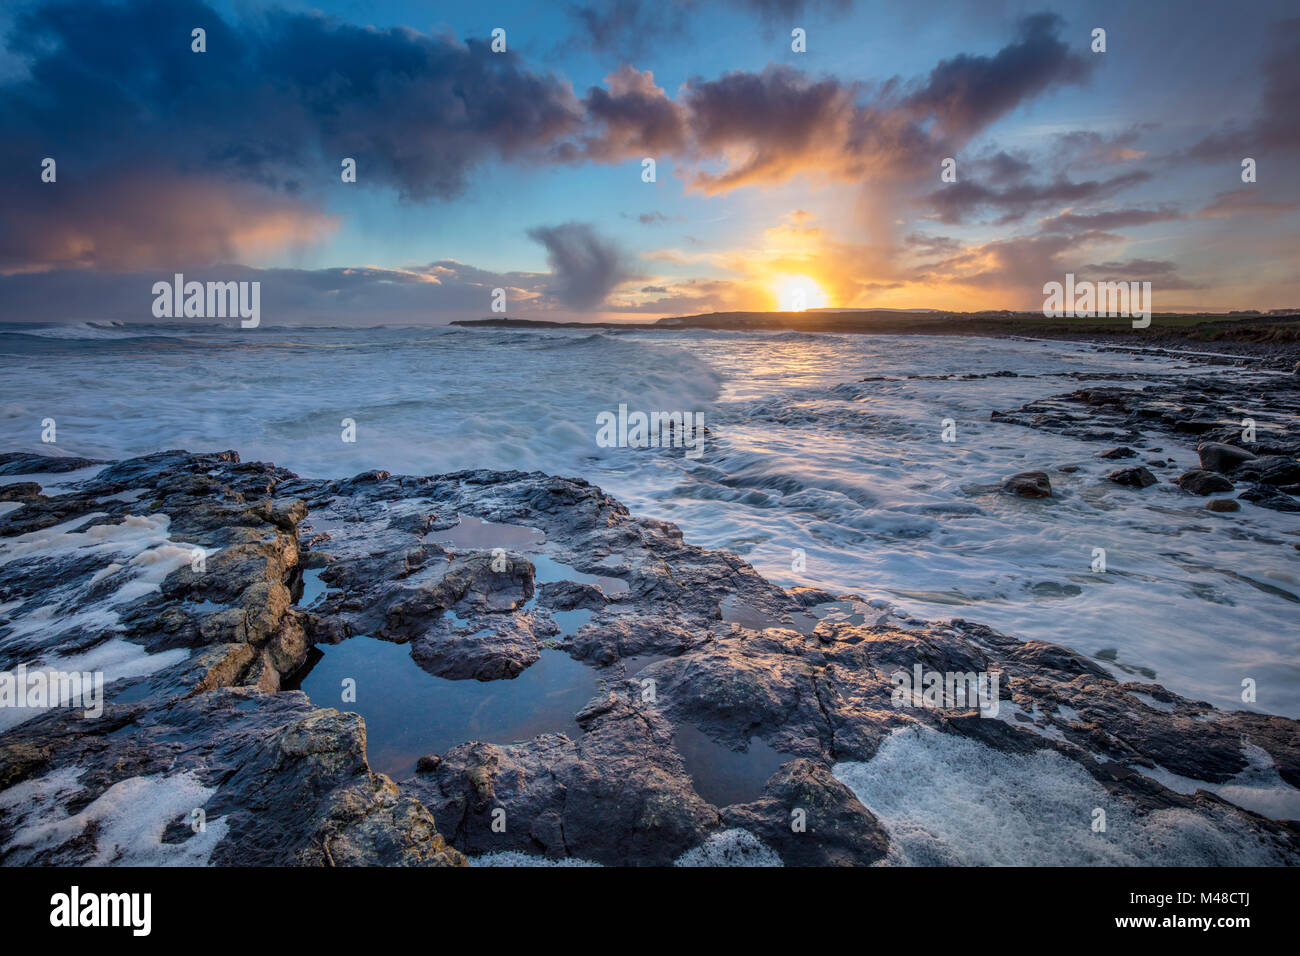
[1133,742,1300,821]
[469,851,602,867]
[0,464,107,495]
[0,767,227,865]
[2,325,1297,718]
[466,828,781,867]
[674,828,783,867]
[834,726,1293,865]
[0,640,189,732]
[0,510,194,728]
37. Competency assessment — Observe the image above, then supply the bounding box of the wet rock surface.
[2,450,1298,866]
[1177,470,1235,495]
[1001,471,1053,498]
[1107,466,1157,488]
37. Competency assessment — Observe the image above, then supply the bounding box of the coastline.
[2,448,1298,865]
[452,312,1300,371]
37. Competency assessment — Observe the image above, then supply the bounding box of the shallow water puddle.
[426,517,629,597]
[531,552,629,596]
[719,595,817,635]
[427,514,545,550]
[550,607,594,634]
[672,721,790,807]
[287,636,601,779]
[808,599,889,628]
[298,568,328,608]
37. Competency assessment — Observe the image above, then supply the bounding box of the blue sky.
[2,0,1297,322]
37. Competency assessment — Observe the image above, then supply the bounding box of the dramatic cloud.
[0,0,581,268]
[3,1,1293,313]
[968,151,1035,185]
[682,67,863,192]
[0,2,1107,277]
[568,0,694,61]
[576,13,1092,194]
[907,229,1200,302]
[526,223,636,309]
[575,67,689,160]
[901,14,1091,140]
[2,0,581,199]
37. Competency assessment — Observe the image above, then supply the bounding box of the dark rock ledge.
[0,450,1297,866]
[989,369,1300,512]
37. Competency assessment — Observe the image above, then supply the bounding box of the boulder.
[1232,455,1300,486]
[1238,484,1300,513]
[1197,442,1257,474]
[1002,471,1052,498]
[1108,466,1157,488]
[1177,470,1235,495]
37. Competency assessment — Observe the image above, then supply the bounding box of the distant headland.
[450,309,1300,368]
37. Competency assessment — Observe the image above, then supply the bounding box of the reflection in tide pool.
[672,722,790,807]
[287,637,600,779]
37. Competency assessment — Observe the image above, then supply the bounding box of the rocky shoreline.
[991,363,1300,513]
[1,448,1298,866]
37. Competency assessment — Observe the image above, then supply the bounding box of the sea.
[3,319,1297,725]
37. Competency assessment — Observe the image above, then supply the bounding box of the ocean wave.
[4,328,1299,718]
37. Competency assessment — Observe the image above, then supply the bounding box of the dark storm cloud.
[0,2,1149,281]
[1,0,581,199]
[682,66,859,191]
[970,151,1036,185]
[0,0,581,268]
[526,223,635,310]
[901,13,1091,139]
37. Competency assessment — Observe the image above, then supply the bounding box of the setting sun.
[774,274,829,311]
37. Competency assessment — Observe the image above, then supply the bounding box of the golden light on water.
[773,274,829,311]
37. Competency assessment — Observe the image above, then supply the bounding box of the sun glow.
[773,274,829,311]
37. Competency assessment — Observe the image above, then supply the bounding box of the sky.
[1,0,1297,324]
